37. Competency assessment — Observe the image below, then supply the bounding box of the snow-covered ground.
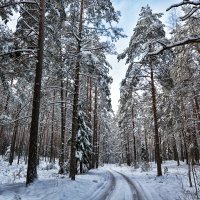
[106,161,199,200]
[0,158,199,200]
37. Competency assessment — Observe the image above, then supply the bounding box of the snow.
[105,161,199,200]
[0,158,199,200]
[0,159,109,200]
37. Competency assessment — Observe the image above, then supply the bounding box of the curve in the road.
[88,170,116,200]
[113,170,144,200]
[88,169,147,200]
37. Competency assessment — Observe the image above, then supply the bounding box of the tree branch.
[82,45,108,52]
[149,36,200,55]
[180,6,199,20]
[19,4,39,23]
[0,49,37,57]
[0,115,31,126]
[0,1,37,9]
[166,1,200,11]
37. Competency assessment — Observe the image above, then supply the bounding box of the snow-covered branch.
[72,29,81,42]
[19,4,39,23]
[180,6,199,20]
[79,73,98,79]
[45,86,74,94]
[149,1,200,55]
[0,115,31,126]
[149,36,200,55]
[166,1,200,11]
[0,49,37,57]
[167,1,200,20]
[21,18,39,35]
[0,1,37,9]
[82,45,108,52]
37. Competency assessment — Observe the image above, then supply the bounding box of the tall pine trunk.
[150,64,162,176]
[131,106,137,166]
[192,100,200,163]
[50,90,55,163]
[69,0,84,180]
[59,79,66,174]
[0,89,10,156]
[9,104,21,165]
[181,100,189,164]
[26,0,45,185]
[172,134,180,166]
[88,77,92,168]
[92,86,98,168]
[179,133,184,162]
[57,0,67,174]
[125,128,131,166]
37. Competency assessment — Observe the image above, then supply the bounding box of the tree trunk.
[126,128,131,166]
[80,160,83,174]
[193,94,200,135]
[26,0,45,185]
[59,79,66,174]
[37,110,50,165]
[150,65,162,176]
[181,101,189,164]
[9,104,21,165]
[179,133,184,162]
[69,0,84,180]
[9,121,18,165]
[97,123,101,168]
[17,126,26,164]
[192,100,200,163]
[58,0,67,174]
[65,81,69,160]
[131,106,137,166]
[50,90,55,163]
[172,135,180,166]
[88,77,92,168]
[0,88,11,156]
[92,86,98,168]
[182,130,189,164]
[144,126,149,162]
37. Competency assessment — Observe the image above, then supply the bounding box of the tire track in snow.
[91,169,146,200]
[0,183,25,195]
[111,170,145,200]
[88,170,116,200]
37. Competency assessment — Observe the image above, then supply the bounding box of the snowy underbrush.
[112,160,200,200]
[0,157,60,184]
[0,158,26,184]
[156,161,200,200]
[0,157,107,200]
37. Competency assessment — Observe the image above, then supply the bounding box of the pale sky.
[108,0,180,113]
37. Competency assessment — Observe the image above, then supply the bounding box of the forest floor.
[0,158,199,200]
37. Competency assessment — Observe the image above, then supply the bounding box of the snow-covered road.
[104,170,139,200]
[0,161,190,200]
[0,168,146,200]
[88,169,146,200]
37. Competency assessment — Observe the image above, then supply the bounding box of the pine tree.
[26,0,46,185]
[118,5,168,176]
[76,105,92,173]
